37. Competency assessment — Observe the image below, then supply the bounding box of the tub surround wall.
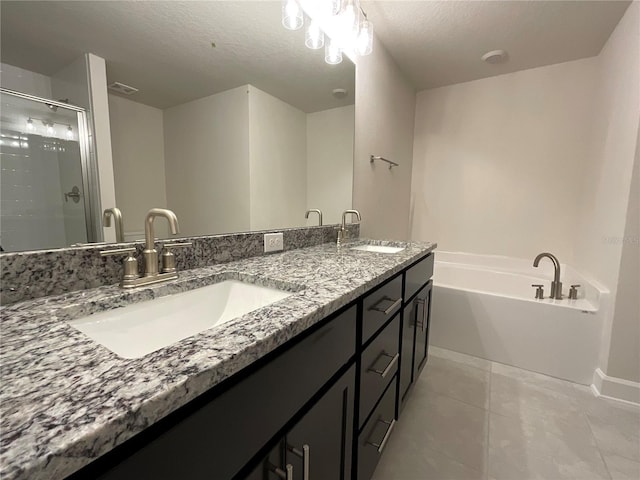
[410,56,598,262]
[0,224,359,305]
[0,239,435,480]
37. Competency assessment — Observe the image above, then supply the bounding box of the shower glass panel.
[0,91,90,252]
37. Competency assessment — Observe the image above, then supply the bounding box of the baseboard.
[591,368,640,406]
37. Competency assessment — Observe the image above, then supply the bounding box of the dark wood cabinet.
[413,281,433,378]
[246,366,355,480]
[70,252,435,480]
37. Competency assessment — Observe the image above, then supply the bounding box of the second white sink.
[68,280,293,359]
[351,245,406,254]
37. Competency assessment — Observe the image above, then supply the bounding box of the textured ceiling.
[1,1,355,112]
[365,0,631,90]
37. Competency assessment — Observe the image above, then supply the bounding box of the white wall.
[164,85,250,236]
[0,62,52,98]
[306,105,354,226]
[353,37,416,240]
[607,135,639,383]
[248,85,307,231]
[410,57,599,262]
[86,54,118,243]
[573,3,640,384]
[108,94,168,240]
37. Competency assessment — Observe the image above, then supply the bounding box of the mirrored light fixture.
[46,122,55,135]
[305,18,324,49]
[66,126,74,139]
[284,0,373,64]
[282,0,303,30]
[26,118,35,131]
[325,38,343,65]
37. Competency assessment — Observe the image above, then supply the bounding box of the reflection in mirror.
[0,1,355,251]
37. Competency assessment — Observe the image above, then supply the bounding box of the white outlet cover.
[264,232,284,253]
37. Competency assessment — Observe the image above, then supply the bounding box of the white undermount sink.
[68,280,293,359]
[350,245,406,254]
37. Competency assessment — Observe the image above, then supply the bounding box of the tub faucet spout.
[533,252,562,299]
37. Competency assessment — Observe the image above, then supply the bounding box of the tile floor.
[372,347,640,480]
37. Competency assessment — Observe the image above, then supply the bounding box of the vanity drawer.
[359,313,400,427]
[358,379,397,480]
[362,274,403,344]
[405,253,434,302]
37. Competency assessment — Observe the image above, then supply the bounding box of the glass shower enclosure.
[0,88,97,252]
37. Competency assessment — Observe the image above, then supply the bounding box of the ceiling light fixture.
[282,0,373,64]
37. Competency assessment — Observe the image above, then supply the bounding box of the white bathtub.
[431,251,609,385]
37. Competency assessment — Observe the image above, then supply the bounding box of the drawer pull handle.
[368,352,399,378]
[369,296,402,315]
[367,418,396,453]
[269,463,294,480]
[288,444,310,480]
[416,298,426,331]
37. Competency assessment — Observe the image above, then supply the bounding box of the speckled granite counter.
[0,239,436,480]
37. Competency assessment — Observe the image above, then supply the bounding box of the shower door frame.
[0,87,102,245]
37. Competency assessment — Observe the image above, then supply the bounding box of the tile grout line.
[485,360,493,480]
[584,412,614,480]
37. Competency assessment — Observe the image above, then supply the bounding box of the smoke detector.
[332,88,348,99]
[482,50,508,64]
[108,82,139,95]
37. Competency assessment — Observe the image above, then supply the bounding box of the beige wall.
[353,37,416,240]
[573,3,640,383]
[164,86,251,236]
[607,133,639,383]
[108,94,168,239]
[410,57,599,261]
[248,85,307,231]
[0,62,52,98]
[306,105,355,226]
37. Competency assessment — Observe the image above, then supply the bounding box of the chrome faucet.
[533,252,563,299]
[338,209,361,246]
[103,207,125,243]
[305,209,323,226]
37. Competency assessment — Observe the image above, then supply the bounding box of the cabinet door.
[399,302,416,407]
[413,281,432,378]
[285,366,356,480]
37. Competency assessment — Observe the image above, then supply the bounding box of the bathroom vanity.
[0,239,435,480]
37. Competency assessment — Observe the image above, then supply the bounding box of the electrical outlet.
[264,232,284,253]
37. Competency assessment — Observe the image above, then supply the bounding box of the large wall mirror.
[0,1,355,252]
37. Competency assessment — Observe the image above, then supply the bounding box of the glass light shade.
[305,19,324,49]
[26,118,35,130]
[46,123,54,135]
[356,18,373,55]
[66,126,73,139]
[325,39,342,64]
[282,0,303,30]
[338,0,359,37]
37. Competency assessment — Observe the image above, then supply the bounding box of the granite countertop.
[0,239,436,480]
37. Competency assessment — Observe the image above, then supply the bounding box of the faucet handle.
[568,284,581,300]
[531,284,545,299]
[101,247,139,283]
[161,242,192,274]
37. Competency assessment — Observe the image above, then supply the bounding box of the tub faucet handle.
[531,284,545,299]
[568,284,581,300]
